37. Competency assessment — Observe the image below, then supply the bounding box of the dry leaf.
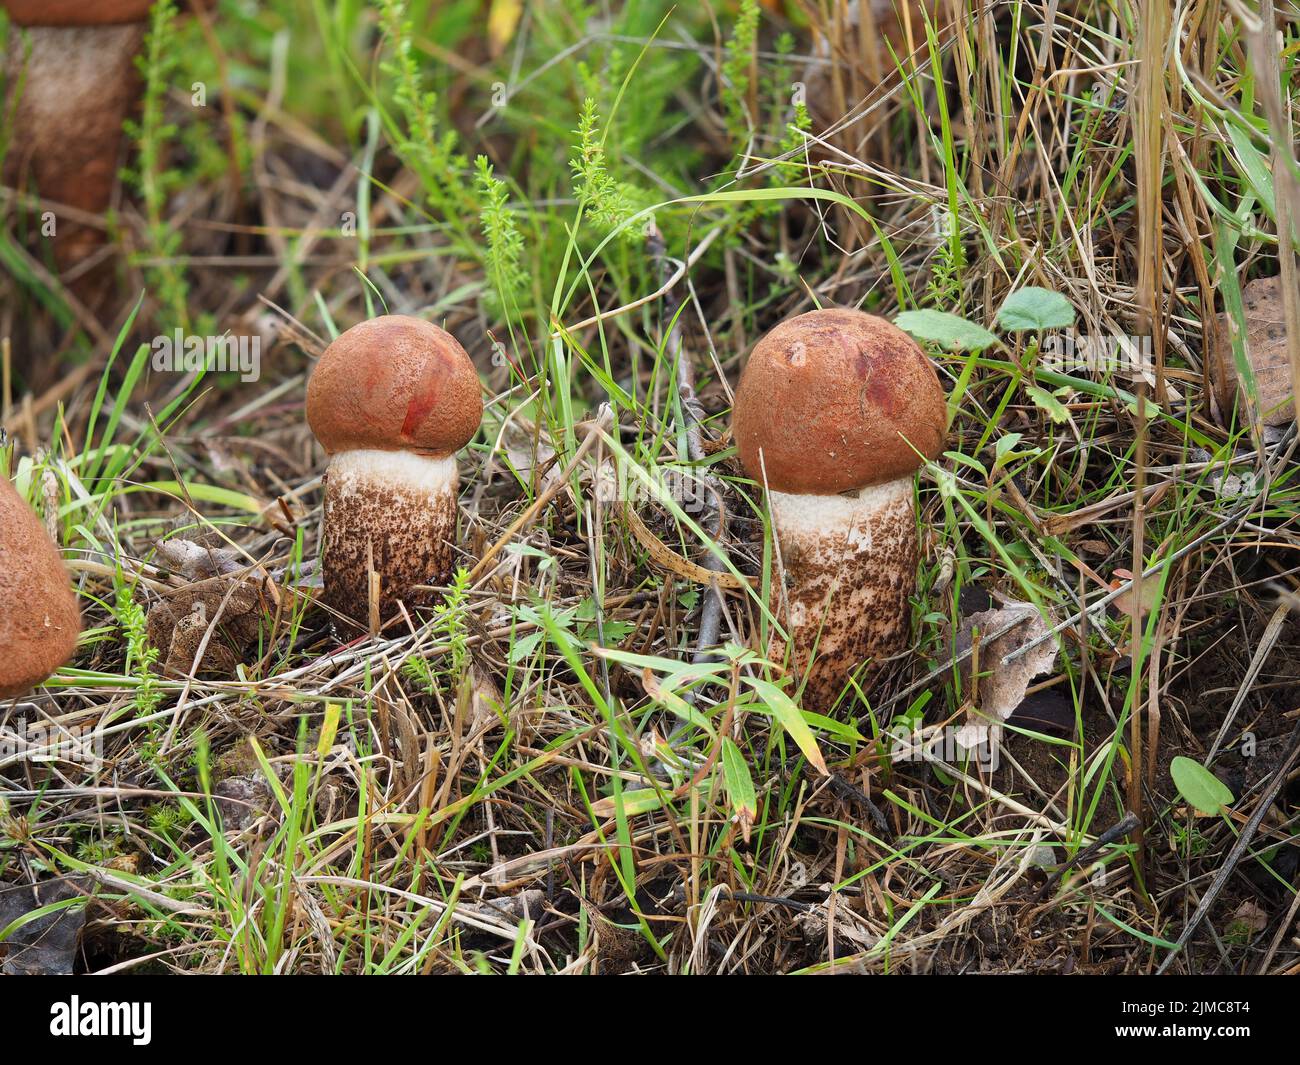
[213,774,272,831]
[1214,275,1295,426]
[0,877,88,976]
[951,602,1058,749]
[1109,568,1159,621]
[621,499,749,590]
[474,889,546,924]
[147,537,266,677]
[499,423,557,488]
[155,537,242,578]
[1229,899,1268,936]
[469,661,503,730]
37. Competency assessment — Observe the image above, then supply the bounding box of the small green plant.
[772,41,813,188]
[436,566,473,677]
[146,802,191,839]
[474,155,528,317]
[1170,820,1211,857]
[896,286,1094,428]
[721,0,760,148]
[925,229,963,310]
[402,566,474,691]
[571,99,645,238]
[121,0,190,328]
[897,285,1078,351]
[376,0,473,246]
[75,836,122,865]
[113,578,161,722]
[1223,922,1253,946]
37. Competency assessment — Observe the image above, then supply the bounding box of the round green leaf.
[895,310,1000,352]
[1170,756,1234,816]
[995,287,1076,331]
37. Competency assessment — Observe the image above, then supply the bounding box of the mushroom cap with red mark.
[0,477,81,699]
[306,316,483,457]
[1,1,158,25]
[732,308,947,495]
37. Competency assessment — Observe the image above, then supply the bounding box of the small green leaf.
[506,543,557,572]
[993,432,1024,468]
[895,310,1000,352]
[996,287,1076,331]
[799,710,865,743]
[1170,756,1234,816]
[1225,124,1276,224]
[507,630,546,663]
[1125,394,1161,420]
[742,676,829,775]
[721,738,758,822]
[932,464,958,499]
[1025,384,1070,424]
[947,451,990,479]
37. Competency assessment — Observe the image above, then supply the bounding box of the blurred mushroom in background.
[1,2,155,291]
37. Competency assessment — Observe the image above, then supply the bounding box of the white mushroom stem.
[767,476,916,711]
[320,449,458,627]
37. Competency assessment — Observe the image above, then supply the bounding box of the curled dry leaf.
[146,538,267,677]
[1109,568,1159,622]
[1229,899,1268,936]
[1213,275,1295,427]
[951,602,1058,750]
[155,538,243,578]
[468,661,504,730]
[473,889,546,924]
[620,497,749,590]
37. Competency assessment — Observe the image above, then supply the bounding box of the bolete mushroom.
[731,308,946,710]
[306,315,482,627]
[1,1,155,274]
[0,475,80,699]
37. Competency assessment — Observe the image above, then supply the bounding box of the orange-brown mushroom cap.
[1,1,156,26]
[306,316,483,457]
[0,477,81,699]
[732,308,947,495]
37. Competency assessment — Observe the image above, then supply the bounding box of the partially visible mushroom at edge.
[0,475,81,699]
